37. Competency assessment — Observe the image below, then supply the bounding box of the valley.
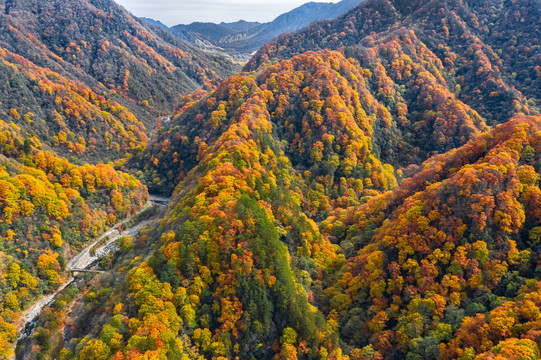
[0,0,539,359]
[14,196,169,359]
[163,0,363,61]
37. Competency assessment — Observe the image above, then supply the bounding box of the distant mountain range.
[140,17,168,29]
[143,0,363,59]
[177,20,263,43]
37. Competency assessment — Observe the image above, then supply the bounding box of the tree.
[79,339,111,360]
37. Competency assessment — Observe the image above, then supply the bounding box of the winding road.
[13,196,170,357]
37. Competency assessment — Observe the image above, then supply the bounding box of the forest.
[0,0,540,359]
[0,0,238,357]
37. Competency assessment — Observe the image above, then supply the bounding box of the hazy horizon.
[114,0,342,26]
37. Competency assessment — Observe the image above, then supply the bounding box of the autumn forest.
[0,0,540,359]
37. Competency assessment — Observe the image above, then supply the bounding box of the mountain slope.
[8,0,541,359]
[172,21,261,44]
[320,115,541,358]
[220,20,262,33]
[135,50,400,198]
[0,120,148,359]
[140,17,168,29]
[247,0,540,125]
[0,0,241,356]
[41,51,368,360]
[56,16,537,356]
[0,0,239,161]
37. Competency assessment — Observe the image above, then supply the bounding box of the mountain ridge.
[168,0,364,59]
[140,17,168,29]
[0,0,239,161]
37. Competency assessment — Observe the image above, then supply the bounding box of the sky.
[114,0,341,26]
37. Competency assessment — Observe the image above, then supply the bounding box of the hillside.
[0,0,239,357]
[0,0,238,162]
[169,0,363,58]
[140,17,168,29]
[246,0,540,124]
[171,21,261,44]
[0,120,148,359]
[49,75,540,360]
[41,0,541,354]
[319,114,541,358]
[5,0,541,359]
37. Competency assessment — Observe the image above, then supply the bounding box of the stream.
[13,196,170,357]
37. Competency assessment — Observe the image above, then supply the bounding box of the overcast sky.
[114,0,341,26]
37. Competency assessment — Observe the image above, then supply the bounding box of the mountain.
[169,22,251,57]
[246,0,540,123]
[232,0,364,50]
[6,0,541,359]
[319,114,541,358]
[235,0,541,357]
[220,20,262,33]
[31,0,539,358]
[173,21,261,44]
[0,0,239,162]
[169,0,364,58]
[0,0,239,357]
[140,17,168,29]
